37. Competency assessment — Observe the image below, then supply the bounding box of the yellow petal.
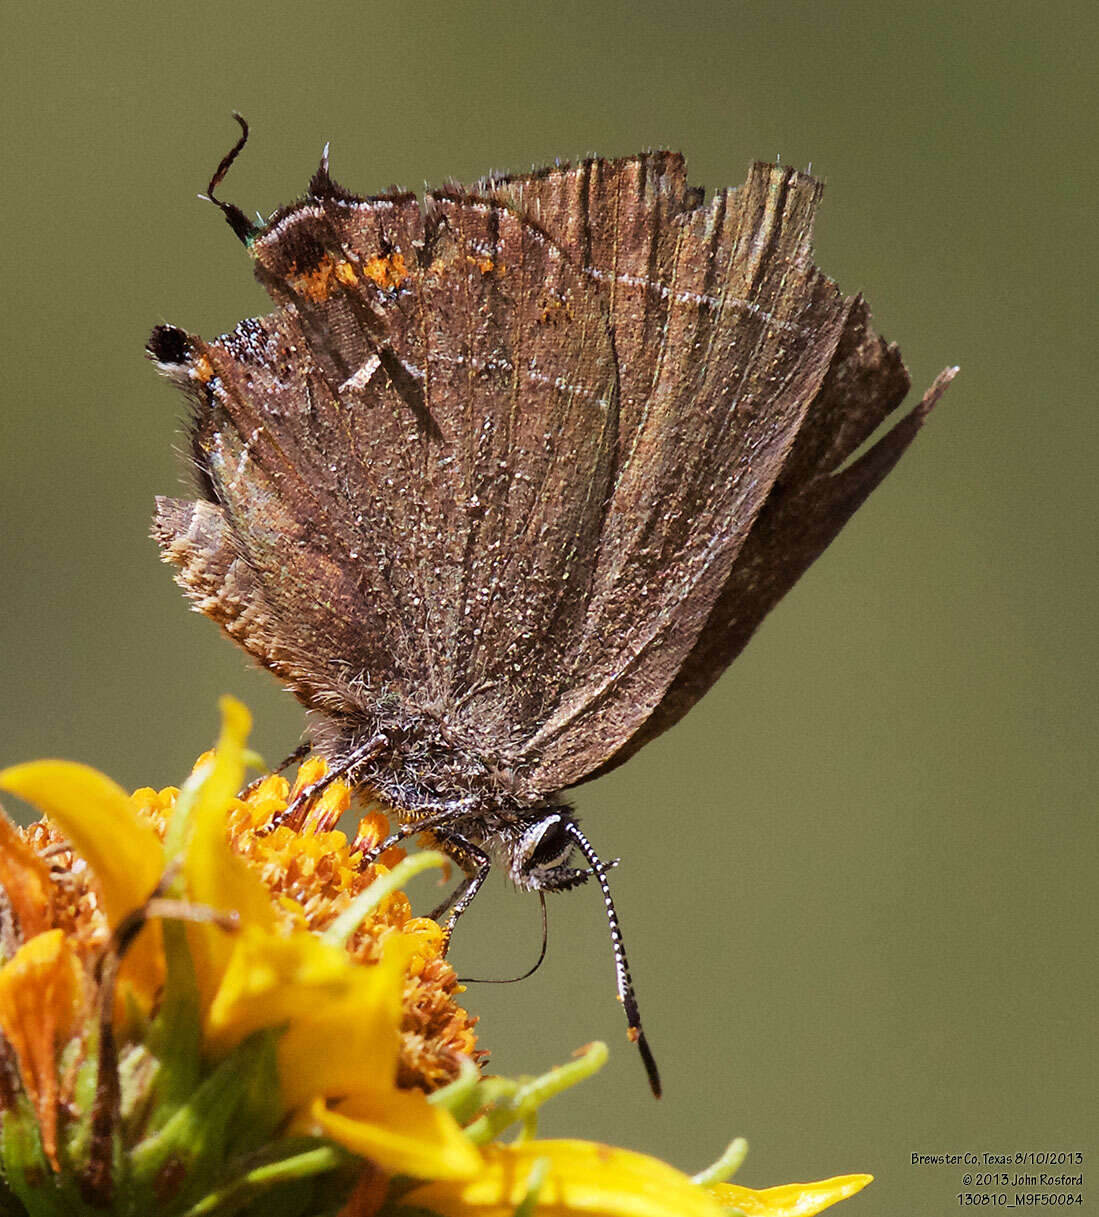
[274,936,412,1111]
[184,698,272,927]
[402,1140,727,1217]
[0,930,86,1170]
[0,761,163,925]
[0,761,165,1010]
[303,1089,481,1181]
[182,697,277,1008]
[712,1175,873,1216]
[205,924,394,1055]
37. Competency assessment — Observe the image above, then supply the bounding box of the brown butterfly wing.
[474,152,701,455]
[480,160,855,787]
[153,154,943,793]
[154,185,625,752]
[589,336,957,779]
[151,494,355,710]
[478,158,953,784]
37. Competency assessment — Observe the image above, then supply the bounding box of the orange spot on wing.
[363,251,408,290]
[286,257,361,302]
[288,261,338,302]
[467,255,505,277]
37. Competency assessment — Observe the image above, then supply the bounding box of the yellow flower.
[0,697,481,1211]
[0,699,873,1217]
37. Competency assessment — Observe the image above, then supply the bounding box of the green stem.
[691,1137,749,1186]
[181,1144,347,1217]
[464,1042,607,1146]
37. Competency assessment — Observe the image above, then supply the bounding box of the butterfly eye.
[523,815,574,871]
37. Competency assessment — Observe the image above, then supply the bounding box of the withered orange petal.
[0,930,86,1171]
[0,812,54,940]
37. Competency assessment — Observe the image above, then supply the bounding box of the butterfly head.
[505,810,593,893]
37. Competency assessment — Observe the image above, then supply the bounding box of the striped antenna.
[564,821,661,1097]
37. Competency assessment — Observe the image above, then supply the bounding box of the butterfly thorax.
[308,700,537,806]
[305,703,588,892]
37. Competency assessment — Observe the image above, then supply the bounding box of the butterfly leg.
[269,732,390,829]
[360,797,478,863]
[240,742,310,800]
[360,801,488,944]
[424,831,491,935]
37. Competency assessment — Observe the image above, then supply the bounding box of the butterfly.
[149,117,954,1094]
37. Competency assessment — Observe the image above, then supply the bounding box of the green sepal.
[221,1031,284,1161]
[0,1099,94,1217]
[144,917,203,1122]
[127,1031,280,1213]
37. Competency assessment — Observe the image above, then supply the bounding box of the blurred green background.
[2,1,1095,1211]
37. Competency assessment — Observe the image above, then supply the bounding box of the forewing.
[155,185,621,747]
[150,309,417,712]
